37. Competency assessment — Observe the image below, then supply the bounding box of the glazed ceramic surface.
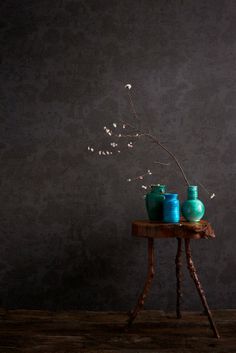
[145,185,166,221]
[163,193,180,223]
[182,185,205,222]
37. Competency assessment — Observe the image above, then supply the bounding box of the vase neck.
[164,193,178,200]
[187,185,198,200]
[151,184,166,194]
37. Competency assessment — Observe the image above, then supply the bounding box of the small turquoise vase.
[145,184,166,221]
[163,193,180,223]
[181,185,205,222]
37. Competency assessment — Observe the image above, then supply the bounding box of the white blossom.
[139,176,143,180]
[105,128,112,136]
[90,148,94,152]
[113,123,117,128]
[118,150,121,153]
[118,134,122,137]
[123,124,126,129]
[88,146,91,150]
[125,83,132,90]
[142,185,147,189]
[99,151,102,155]
[127,178,131,182]
[102,151,106,155]
[210,193,216,199]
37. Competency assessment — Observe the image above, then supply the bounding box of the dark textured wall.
[0,0,235,310]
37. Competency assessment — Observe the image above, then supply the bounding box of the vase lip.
[164,193,178,198]
[188,185,198,189]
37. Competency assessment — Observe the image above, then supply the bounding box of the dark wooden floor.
[0,309,235,353]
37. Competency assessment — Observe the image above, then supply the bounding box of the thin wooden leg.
[185,239,220,339]
[175,238,183,319]
[127,237,155,326]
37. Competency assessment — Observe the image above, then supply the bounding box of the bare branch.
[127,169,152,182]
[194,179,216,199]
[126,89,139,122]
[114,133,147,139]
[154,161,171,166]
[124,89,190,186]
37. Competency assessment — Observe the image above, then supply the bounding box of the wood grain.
[175,238,183,319]
[128,238,155,325]
[0,309,235,352]
[132,219,215,239]
[185,239,220,338]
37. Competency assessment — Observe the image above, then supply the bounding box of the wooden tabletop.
[132,220,215,240]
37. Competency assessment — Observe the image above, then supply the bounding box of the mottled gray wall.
[0,0,235,310]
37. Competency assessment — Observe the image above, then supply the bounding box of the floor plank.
[0,309,235,353]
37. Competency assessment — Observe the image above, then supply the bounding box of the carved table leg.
[185,239,220,339]
[127,237,155,326]
[175,238,183,319]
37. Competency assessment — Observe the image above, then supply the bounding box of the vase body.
[163,193,180,223]
[181,185,205,222]
[145,185,166,221]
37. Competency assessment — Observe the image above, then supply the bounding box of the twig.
[154,161,171,166]
[127,90,139,122]
[194,179,216,199]
[124,88,190,186]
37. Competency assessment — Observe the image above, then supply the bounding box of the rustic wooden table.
[128,219,220,339]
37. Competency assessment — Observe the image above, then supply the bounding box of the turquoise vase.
[145,185,166,221]
[182,185,205,222]
[163,193,180,223]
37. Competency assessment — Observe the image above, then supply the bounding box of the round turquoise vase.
[145,184,166,221]
[163,193,180,223]
[181,185,205,222]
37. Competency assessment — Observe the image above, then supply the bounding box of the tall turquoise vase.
[182,185,205,222]
[163,193,180,223]
[145,185,166,221]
